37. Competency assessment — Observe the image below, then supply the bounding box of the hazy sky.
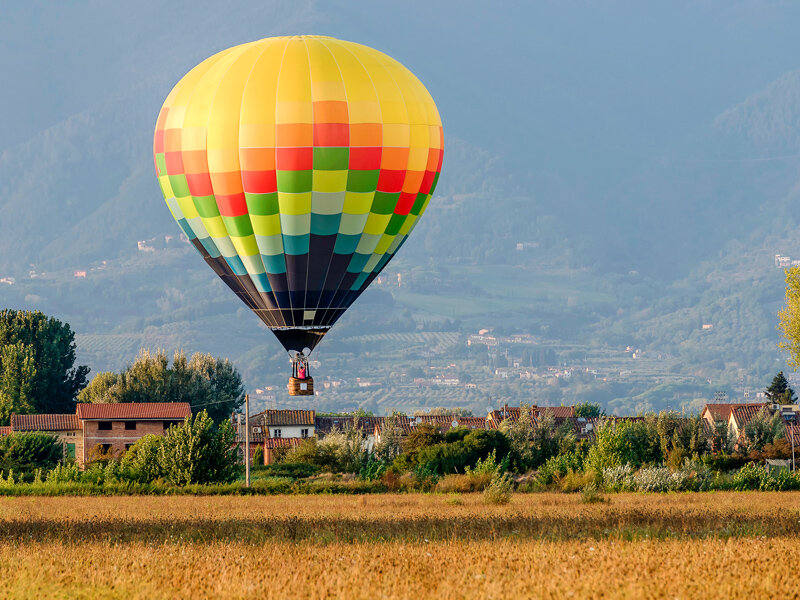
[3,1,800,189]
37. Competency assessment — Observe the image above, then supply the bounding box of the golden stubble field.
[1,492,799,599]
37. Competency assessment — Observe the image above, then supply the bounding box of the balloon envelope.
[154,36,443,353]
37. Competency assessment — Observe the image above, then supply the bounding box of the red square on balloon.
[349,147,381,170]
[394,191,416,215]
[376,169,405,193]
[216,193,248,217]
[276,147,313,171]
[242,170,277,194]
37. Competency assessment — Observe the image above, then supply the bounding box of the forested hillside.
[2,1,800,414]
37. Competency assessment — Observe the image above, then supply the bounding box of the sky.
[3,0,800,191]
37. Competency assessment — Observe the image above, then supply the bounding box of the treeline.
[0,309,245,425]
[276,406,800,494]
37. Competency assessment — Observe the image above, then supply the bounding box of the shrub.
[731,462,765,491]
[158,410,241,485]
[45,462,81,483]
[358,457,388,481]
[602,464,635,492]
[731,463,800,491]
[536,451,584,485]
[120,434,164,483]
[416,429,511,475]
[0,431,63,476]
[435,472,493,493]
[483,470,513,505]
[581,482,609,504]
[252,446,264,466]
[260,462,320,479]
[701,453,747,473]
[560,470,595,493]
[633,466,673,492]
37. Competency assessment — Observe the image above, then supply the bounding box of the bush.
[260,462,320,479]
[581,482,609,504]
[435,472,493,493]
[632,466,673,493]
[483,470,513,505]
[602,464,635,492]
[536,451,584,485]
[415,429,510,475]
[120,434,164,483]
[701,453,747,473]
[731,463,800,491]
[285,428,368,473]
[158,411,241,485]
[45,462,81,483]
[559,470,595,493]
[0,432,63,477]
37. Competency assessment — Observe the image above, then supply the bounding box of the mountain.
[2,2,800,414]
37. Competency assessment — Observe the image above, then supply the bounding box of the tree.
[499,404,537,470]
[574,402,604,418]
[0,310,89,419]
[778,267,800,368]
[186,353,246,422]
[765,371,797,405]
[78,349,245,421]
[157,411,241,485]
[0,431,62,475]
[119,434,165,482]
[76,372,118,404]
[742,408,785,453]
[0,342,36,425]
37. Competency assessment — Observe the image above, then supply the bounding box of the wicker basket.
[288,376,314,396]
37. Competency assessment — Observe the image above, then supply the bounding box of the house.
[75,402,191,463]
[7,402,191,465]
[263,438,303,465]
[728,404,769,443]
[700,403,768,440]
[250,410,315,439]
[234,410,316,464]
[486,405,576,429]
[10,413,82,461]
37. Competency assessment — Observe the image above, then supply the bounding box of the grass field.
[1,492,798,599]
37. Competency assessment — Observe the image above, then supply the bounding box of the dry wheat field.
[1,492,799,599]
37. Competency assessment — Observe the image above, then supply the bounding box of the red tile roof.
[539,406,576,419]
[0,426,11,436]
[75,402,191,420]
[264,438,303,449]
[702,403,765,423]
[11,414,80,431]
[731,404,769,429]
[786,424,800,449]
[254,410,315,426]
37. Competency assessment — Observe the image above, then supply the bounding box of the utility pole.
[245,393,250,487]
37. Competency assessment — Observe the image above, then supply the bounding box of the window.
[98,421,112,430]
[125,421,137,430]
[273,428,282,438]
[301,429,309,438]
[164,421,180,430]
[100,444,112,453]
[124,444,133,451]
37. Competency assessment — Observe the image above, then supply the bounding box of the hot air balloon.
[153,36,443,395]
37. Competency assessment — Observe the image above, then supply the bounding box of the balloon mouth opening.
[270,326,330,355]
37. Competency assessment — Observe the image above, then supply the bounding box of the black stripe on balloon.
[304,234,338,312]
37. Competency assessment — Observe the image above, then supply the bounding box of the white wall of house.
[266,425,313,439]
